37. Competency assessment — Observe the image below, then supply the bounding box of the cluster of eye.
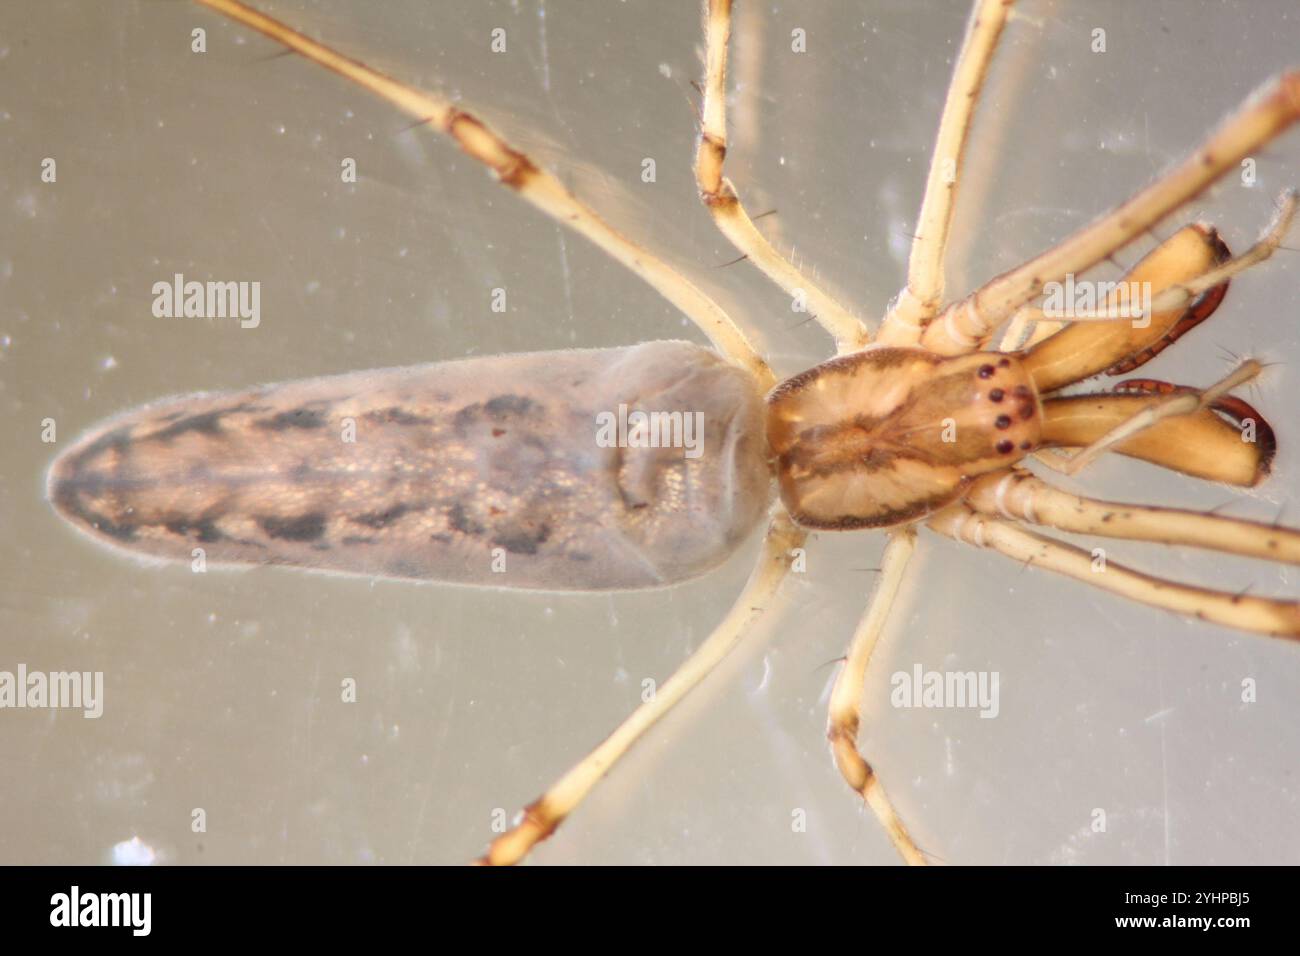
[976,359,1035,455]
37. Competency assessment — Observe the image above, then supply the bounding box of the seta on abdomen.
[47,341,773,591]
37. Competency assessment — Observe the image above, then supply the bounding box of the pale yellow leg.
[1145,189,1297,314]
[196,0,774,387]
[966,469,1300,565]
[928,505,1300,639]
[877,0,1017,347]
[478,513,806,865]
[826,528,927,865]
[923,72,1300,355]
[1009,190,1297,327]
[696,0,870,353]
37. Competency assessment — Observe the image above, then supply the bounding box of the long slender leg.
[923,71,1300,355]
[928,505,1300,639]
[695,0,870,353]
[998,307,1062,353]
[196,0,773,387]
[826,528,927,865]
[1019,189,1294,340]
[478,513,806,865]
[877,0,1017,347]
[1018,222,1230,393]
[948,0,1045,304]
[1142,189,1297,315]
[966,469,1300,564]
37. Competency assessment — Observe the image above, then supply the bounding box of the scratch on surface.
[555,224,575,330]
[1143,706,1174,724]
[818,661,840,706]
[305,657,321,767]
[1156,669,1170,865]
[751,652,773,694]
[410,687,457,863]
[537,0,551,93]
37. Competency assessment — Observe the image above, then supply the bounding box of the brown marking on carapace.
[766,347,1042,529]
[47,343,772,591]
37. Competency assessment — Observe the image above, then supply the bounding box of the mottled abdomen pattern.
[48,342,772,590]
[767,347,1042,529]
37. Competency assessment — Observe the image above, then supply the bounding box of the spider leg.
[878,0,1017,347]
[928,505,1300,639]
[1139,188,1297,315]
[922,71,1300,355]
[696,0,870,353]
[196,0,773,387]
[1020,223,1230,392]
[825,528,927,865]
[966,469,1300,565]
[477,513,806,865]
[998,307,1062,353]
[1020,193,1296,391]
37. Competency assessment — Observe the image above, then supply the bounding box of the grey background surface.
[1,0,1297,864]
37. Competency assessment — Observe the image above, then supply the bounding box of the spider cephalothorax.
[768,348,1042,529]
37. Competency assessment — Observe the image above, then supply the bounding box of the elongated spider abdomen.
[47,342,772,591]
[766,347,1042,530]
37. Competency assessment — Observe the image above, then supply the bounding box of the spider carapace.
[768,348,1044,530]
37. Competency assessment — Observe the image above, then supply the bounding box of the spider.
[25,0,1300,865]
